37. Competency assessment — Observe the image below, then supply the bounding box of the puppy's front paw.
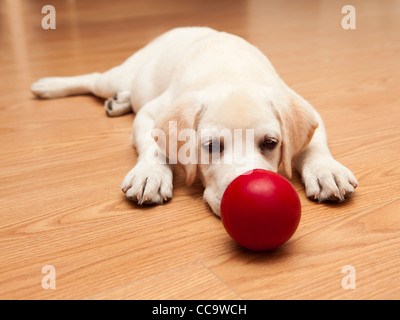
[120,162,173,205]
[301,157,358,202]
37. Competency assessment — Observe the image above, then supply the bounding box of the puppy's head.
[155,84,318,216]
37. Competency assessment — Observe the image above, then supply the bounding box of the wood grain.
[0,0,399,299]
[203,199,400,300]
[88,263,241,300]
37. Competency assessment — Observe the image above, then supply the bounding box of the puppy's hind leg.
[31,62,134,100]
[31,70,134,117]
[104,90,132,117]
[31,73,102,99]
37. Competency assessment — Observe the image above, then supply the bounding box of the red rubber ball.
[221,169,301,251]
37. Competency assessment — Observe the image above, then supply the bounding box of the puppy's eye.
[202,139,224,153]
[259,137,278,151]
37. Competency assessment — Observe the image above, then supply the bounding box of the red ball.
[221,169,301,251]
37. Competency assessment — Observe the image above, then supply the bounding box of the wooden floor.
[1,0,399,300]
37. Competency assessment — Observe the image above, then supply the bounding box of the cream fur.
[31,27,358,215]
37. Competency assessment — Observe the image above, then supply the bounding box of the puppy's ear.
[154,94,203,186]
[274,89,319,178]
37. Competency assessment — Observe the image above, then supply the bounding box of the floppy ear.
[274,89,319,178]
[154,94,203,186]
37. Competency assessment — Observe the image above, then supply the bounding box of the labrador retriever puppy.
[31,27,358,216]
